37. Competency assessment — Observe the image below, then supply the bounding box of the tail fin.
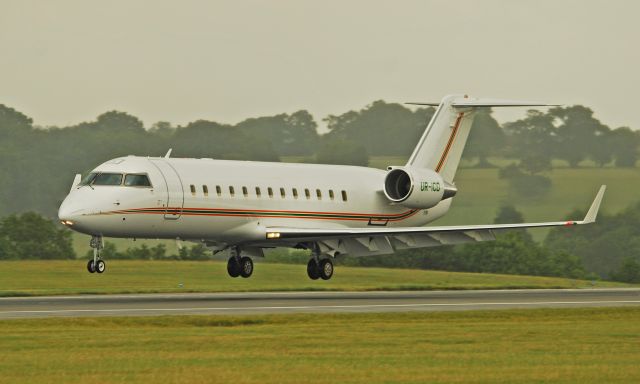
[406,95,555,182]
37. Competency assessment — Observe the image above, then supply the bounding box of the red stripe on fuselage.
[435,112,465,173]
[104,207,421,222]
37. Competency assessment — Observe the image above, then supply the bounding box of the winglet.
[582,185,606,224]
[164,148,173,158]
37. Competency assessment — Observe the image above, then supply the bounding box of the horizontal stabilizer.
[451,98,559,107]
[406,99,558,108]
[405,102,441,106]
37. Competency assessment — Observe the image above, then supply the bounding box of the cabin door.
[149,159,184,220]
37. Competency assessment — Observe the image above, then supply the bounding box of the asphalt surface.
[1,288,640,319]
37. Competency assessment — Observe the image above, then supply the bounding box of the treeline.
[1,101,638,217]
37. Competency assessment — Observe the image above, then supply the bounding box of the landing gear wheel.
[319,259,334,280]
[227,257,241,278]
[239,257,253,278]
[87,235,104,274]
[307,259,320,280]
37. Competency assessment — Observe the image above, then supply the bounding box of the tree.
[590,126,614,167]
[173,120,279,161]
[95,111,145,132]
[0,212,75,259]
[324,101,434,156]
[550,105,608,167]
[236,111,319,156]
[503,110,556,174]
[0,104,33,141]
[498,163,552,198]
[149,121,176,139]
[609,127,638,167]
[494,204,525,223]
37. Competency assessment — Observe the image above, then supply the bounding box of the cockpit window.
[124,174,152,187]
[92,173,123,186]
[79,173,98,186]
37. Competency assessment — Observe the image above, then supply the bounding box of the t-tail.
[406,95,556,183]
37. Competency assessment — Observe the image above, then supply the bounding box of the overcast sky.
[1,0,638,130]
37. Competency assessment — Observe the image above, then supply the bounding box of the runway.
[1,288,639,319]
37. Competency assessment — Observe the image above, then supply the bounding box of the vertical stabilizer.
[406,95,554,182]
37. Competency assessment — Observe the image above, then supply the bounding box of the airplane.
[58,95,606,280]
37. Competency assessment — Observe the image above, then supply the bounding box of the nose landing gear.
[87,235,105,274]
[227,247,253,278]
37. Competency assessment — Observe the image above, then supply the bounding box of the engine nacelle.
[383,167,457,209]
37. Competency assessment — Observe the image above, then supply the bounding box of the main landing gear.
[306,245,334,280]
[226,246,253,278]
[87,235,106,274]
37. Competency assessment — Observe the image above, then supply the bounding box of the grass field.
[70,159,640,254]
[1,307,639,383]
[0,260,629,297]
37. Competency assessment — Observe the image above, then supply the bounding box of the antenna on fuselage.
[164,148,173,158]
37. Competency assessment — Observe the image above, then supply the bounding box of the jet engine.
[383,167,457,209]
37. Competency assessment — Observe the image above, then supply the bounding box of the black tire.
[307,259,320,280]
[319,259,334,280]
[87,259,96,273]
[239,257,253,278]
[227,257,241,278]
[96,259,106,274]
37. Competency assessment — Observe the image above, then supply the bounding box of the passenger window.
[316,189,322,200]
[190,185,196,195]
[92,173,123,186]
[280,187,286,198]
[329,190,335,200]
[124,174,151,187]
[292,188,298,199]
[305,188,310,199]
[216,185,222,196]
[203,185,208,196]
[242,186,248,197]
[341,190,348,201]
[229,186,235,197]
[255,187,261,198]
[268,187,273,198]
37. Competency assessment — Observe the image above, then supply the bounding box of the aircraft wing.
[260,186,605,257]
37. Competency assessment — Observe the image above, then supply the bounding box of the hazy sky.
[1,0,638,130]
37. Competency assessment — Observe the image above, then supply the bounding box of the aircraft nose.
[58,197,86,227]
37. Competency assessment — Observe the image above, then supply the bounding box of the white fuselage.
[58,156,452,245]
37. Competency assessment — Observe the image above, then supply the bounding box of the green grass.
[0,260,630,297]
[1,307,639,383]
[70,158,640,254]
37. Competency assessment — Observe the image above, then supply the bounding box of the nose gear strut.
[87,235,106,274]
